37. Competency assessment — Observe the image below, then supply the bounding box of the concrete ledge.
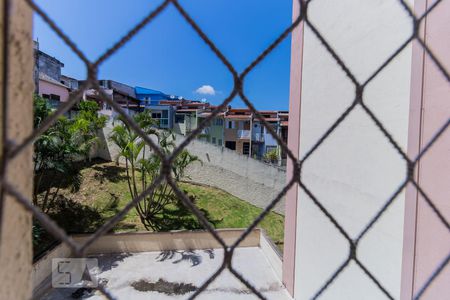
[73,229,260,255]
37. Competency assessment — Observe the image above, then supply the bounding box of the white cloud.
[195,85,216,96]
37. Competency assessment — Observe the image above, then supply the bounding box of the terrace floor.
[40,247,292,300]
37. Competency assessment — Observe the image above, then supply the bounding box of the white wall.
[294,1,413,299]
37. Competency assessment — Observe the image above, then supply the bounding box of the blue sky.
[33,0,293,110]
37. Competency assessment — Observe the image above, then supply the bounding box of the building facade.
[282,1,450,299]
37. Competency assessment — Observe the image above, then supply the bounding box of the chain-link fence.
[0,0,449,299]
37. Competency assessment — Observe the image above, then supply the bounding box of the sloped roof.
[39,72,68,88]
[135,86,168,96]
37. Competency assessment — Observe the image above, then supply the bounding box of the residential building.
[278,111,289,163]
[33,40,64,94]
[173,101,209,136]
[33,41,71,109]
[135,86,172,106]
[38,72,70,108]
[60,75,79,91]
[80,79,142,118]
[135,87,173,129]
[197,111,225,146]
[224,108,253,155]
[253,111,280,159]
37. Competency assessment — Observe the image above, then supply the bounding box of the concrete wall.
[173,133,287,214]
[291,1,414,299]
[36,50,63,82]
[95,125,287,214]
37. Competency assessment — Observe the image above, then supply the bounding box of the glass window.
[175,114,185,124]
[218,139,222,146]
[212,137,216,144]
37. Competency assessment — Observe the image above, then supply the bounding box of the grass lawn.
[35,160,284,255]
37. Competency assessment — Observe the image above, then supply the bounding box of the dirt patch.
[131,279,198,295]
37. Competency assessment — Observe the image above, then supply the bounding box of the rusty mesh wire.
[1,0,449,299]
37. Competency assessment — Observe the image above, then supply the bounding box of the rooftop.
[38,72,68,88]
[134,86,168,96]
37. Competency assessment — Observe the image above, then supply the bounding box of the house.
[173,101,209,136]
[253,111,280,159]
[277,111,289,163]
[33,40,64,94]
[79,80,142,118]
[197,110,225,146]
[134,86,172,106]
[33,41,71,108]
[135,87,174,129]
[38,72,70,108]
[222,108,289,159]
[60,75,79,91]
[224,108,253,155]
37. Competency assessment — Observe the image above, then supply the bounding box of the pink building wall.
[401,0,450,299]
[38,79,69,102]
[282,0,303,295]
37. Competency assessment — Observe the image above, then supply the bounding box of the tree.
[33,95,107,212]
[110,110,201,231]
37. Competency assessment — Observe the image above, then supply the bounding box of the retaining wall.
[96,126,287,214]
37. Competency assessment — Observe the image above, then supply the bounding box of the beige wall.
[0,1,34,299]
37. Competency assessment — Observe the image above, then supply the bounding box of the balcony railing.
[237,129,251,139]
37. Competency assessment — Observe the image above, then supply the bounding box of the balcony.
[237,129,251,140]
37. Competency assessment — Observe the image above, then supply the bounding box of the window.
[212,137,216,144]
[218,139,222,146]
[162,110,168,118]
[243,142,250,155]
[152,112,162,119]
[214,118,224,126]
[227,121,234,129]
[50,94,60,101]
[175,114,185,124]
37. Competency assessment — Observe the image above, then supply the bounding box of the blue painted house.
[134,86,174,129]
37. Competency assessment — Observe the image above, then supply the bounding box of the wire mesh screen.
[1,0,449,299]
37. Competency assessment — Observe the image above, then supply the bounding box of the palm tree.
[110,110,200,231]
